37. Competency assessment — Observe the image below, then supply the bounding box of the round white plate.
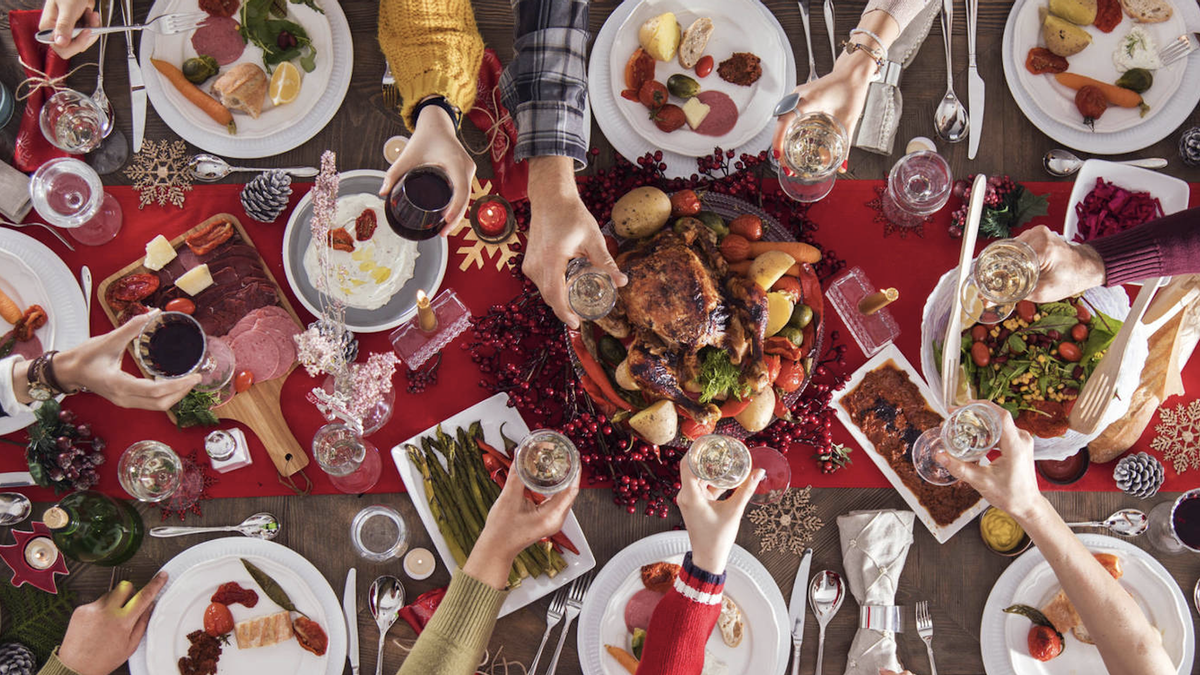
[1001,0,1200,153]
[0,228,88,434]
[130,538,347,675]
[577,531,788,675]
[590,0,796,178]
[141,0,353,158]
[919,268,1148,460]
[282,170,448,333]
[981,534,1194,675]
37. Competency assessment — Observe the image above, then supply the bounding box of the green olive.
[1115,68,1153,94]
[788,304,814,330]
[667,74,701,99]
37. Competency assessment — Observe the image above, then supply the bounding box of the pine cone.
[1112,452,1165,499]
[1180,127,1200,167]
[0,642,36,675]
[310,319,358,364]
[240,170,294,223]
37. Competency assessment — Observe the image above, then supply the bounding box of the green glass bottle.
[43,491,145,566]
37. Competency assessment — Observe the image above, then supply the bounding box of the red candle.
[476,201,508,237]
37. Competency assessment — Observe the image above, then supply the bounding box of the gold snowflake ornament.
[123,139,194,209]
[1151,399,1200,474]
[449,178,522,272]
[747,485,824,555]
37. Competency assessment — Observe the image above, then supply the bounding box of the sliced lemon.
[269,62,302,106]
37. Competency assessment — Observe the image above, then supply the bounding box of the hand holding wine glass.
[57,571,169,675]
[677,460,764,575]
[378,104,475,238]
[1016,225,1107,303]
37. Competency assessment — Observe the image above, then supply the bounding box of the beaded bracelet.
[849,27,889,61]
[841,40,886,71]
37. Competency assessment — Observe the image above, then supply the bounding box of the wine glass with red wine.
[384,165,453,241]
[134,312,234,393]
[1148,488,1200,554]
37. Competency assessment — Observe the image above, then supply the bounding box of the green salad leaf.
[240,0,318,73]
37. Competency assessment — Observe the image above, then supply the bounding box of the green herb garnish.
[171,390,219,429]
[697,348,749,404]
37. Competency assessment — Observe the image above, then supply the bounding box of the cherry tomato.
[1057,342,1082,362]
[234,369,255,393]
[728,215,763,241]
[971,324,989,342]
[776,360,806,393]
[164,298,196,315]
[1070,323,1089,342]
[203,602,234,637]
[971,341,991,367]
[695,55,714,78]
[1016,300,1037,324]
[638,80,668,110]
[1028,625,1063,662]
[1075,302,1092,322]
[669,189,702,217]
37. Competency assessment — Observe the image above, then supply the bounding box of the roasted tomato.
[1075,85,1108,127]
[670,189,701,217]
[638,80,668,110]
[234,370,255,393]
[718,397,751,418]
[1017,400,1070,439]
[211,581,259,607]
[1094,0,1122,32]
[680,416,717,441]
[624,47,656,92]
[771,276,803,303]
[186,219,234,256]
[203,602,234,637]
[776,360,806,393]
[292,616,329,656]
[1057,341,1082,362]
[165,298,196,314]
[728,214,763,241]
[764,354,782,383]
[764,336,802,361]
[14,305,47,341]
[694,54,714,78]
[1028,625,1063,661]
[328,227,355,252]
[116,303,151,325]
[1024,47,1068,75]
[110,273,161,303]
[651,104,686,133]
[355,208,377,241]
[640,562,681,593]
[1016,300,1037,323]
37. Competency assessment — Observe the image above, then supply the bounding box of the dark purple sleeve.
[1087,207,1200,286]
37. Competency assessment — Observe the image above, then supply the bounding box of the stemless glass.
[29,157,123,246]
[514,430,580,495]
[686,434,752,490]
[566,257,617,321]
[882,151,953,229]
[313,422,383,494]
[350,505,409,562]
[39,89,107,154]
[118,440,182,502]
[912,402,1003,486]
[133,311,234,393]
[1147,489,1200,555]
[748,445,792,505]
[777,111,849,203]
[961,239,1040,325]
[384,165,452,241]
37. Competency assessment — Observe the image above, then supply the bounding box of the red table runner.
[1,180,1197,508]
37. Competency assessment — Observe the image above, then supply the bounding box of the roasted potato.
[630,399,679,445]
[735,387,776,433]
[765,292,795,337]
[638,12,681,61]
[612,187,672,238]
[1049,0,1097,25]
[1043,15,1092,56]
[615,358,640,391]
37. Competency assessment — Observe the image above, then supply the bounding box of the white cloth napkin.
[0,159,32,223]
[837,509,915,675]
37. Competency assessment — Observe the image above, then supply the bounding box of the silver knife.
[80,266,92,330]
[0,472,36,488]
[823,0,837,67]
[120,0,145,153]
[344,568,359,675]
[966,0,983,159]
[789,548,814,675]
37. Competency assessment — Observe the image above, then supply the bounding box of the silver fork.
[382,64,399,111]
[545,573,593,675]
[36,11,208,44]
[1159,33,1199,67]
[0,220,75,251]
[529,589,567,675]
[916,601,937,675]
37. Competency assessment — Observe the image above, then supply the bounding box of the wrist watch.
[25,351,78,402]
[413,95,463,130]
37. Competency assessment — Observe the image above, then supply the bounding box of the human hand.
[879,670,915,675]
[54,310,200,410]
[934,400,1047,522]
[58,571,168,675]
[524,177,627,329]
[39,0,100,59]
[677,461,764,575]
[771,50,878,163]
[1017,225,1107,302]
[378,105,475,236]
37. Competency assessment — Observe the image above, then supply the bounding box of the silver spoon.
[0,493,31,526]
[368,575,404,675]
[1066,508,1149,536]
[1042,149,1168,177]
[934,0,969,143]
[187,153,319,181]
[149,512,280,539]
[92,0,115,138]
[809,570,845,675]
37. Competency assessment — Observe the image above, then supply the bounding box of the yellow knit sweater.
[377,0,484,131]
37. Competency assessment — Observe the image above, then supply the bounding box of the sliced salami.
[695,90,739,137]
[230,331,279,383]
[254,305,291,321]
[191,16,245,66]
[623,589,665,633]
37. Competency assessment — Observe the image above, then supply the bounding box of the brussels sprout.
[788,303,814,329]
[182,56,219,84]
[1115,68,1153,94]
[598,335,627,367]
[694,210,728,237]
[776,326,804,346]
[667,74,700,98]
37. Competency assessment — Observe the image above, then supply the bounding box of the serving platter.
[576,530,788,675]
[130,538,347,675]
[980,534,1194,675]
[1061,158,1192,243]
[390,392,596,618]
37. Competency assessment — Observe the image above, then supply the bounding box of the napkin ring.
[859,605,904,632]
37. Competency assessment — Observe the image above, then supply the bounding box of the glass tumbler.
[912,402,1003,486]
[350,505,409,562]
[882,151,952,229]
[29,157,123,246]
[313,422,382,494]
[118,440,182,502]
[1147,489,1200,554]
[514,430,580,495]
[566,257,617,321]
[686,434,752,490]
[777,111,849,203]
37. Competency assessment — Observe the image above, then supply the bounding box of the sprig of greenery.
[697,348,749,403]
[171,390,220,429]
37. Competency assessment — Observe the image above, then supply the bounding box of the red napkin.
[9,9,70,173]
[466,49,528,203]
[397,586,447,635]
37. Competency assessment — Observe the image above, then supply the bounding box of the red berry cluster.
[949,174,1021,238]
[405,353,442,394]
[25,401,106,492]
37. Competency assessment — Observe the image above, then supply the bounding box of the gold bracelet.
[841,40,886,71]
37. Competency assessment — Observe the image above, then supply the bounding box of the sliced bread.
[678,17,714,68]
[1119,0,1173,23]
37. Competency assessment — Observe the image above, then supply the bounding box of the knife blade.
[788,548,813,675]
[941,174,987,408]
[80,266,92,330]
[0,472,36,488]
[966,0,983,159]
[343,568,359,675]
[120,0,145,153]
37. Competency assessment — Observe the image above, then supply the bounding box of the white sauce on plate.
[1113,26,1163,72]
[302,192,419,310]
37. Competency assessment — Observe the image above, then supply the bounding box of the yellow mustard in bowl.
[981,507,1025,553]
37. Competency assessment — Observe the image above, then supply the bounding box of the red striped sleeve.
[635,553,725,675]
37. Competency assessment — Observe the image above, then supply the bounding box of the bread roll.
[678,18,713,68]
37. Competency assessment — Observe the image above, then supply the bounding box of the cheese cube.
[175,264,213,296]
[143,235,177,271]
[682,97,711,130]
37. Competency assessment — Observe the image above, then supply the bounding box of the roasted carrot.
[150,58,236,133]
[569,331,635,411]
[605,645,639,675]
[0,288,20,324]
[1053,72,1144,108]
[744,240,822,263]
[728,260,802,277]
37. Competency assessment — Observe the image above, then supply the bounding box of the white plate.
[576,531,789,675]
[830,344,988,544]
[1002,0,1200,153]
[919,269,1148,459]
[589,0,796,178]
[0,229,88,435]
[1062,159,1192,243]
[389,392,596,618]
[980,534,1195,675]
[282,170,448,333]
[129,538,347,675]
[141,0,353,158]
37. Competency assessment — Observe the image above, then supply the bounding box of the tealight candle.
[383,136,409,164]
[24,536,58,571]
[476,201,507,237]
[416,289,438,333]
[404,547,435,580]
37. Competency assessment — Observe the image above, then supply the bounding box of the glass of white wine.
[686,434,752,490]
[777,112,848,203]
[911,402,1003,486]
[514,430,580,495]
[961,239,1040,325]
[565,257,617,321]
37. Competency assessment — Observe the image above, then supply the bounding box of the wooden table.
[0,1,1197,674]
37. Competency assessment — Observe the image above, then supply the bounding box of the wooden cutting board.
[97,214,309,477]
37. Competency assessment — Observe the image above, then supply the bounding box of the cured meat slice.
[230,331,279,384]
[254,305,290,321]
[234,611,293,649]
[695,91,738,137]
[624,588,665,633]
[191,16,245,66]
[254,316,300,380]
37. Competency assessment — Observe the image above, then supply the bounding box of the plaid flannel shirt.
[498,0,590,169]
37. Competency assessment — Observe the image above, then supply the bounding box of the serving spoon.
[1042,149,1168,177]
[809,570,845,675]
[368,575,404,675]
[150,512,280,539]
[934,0,969,143]
[1066,508,1149,536]
[187,153,319,181]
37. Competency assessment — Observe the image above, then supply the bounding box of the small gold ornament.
[746,485,824,555]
